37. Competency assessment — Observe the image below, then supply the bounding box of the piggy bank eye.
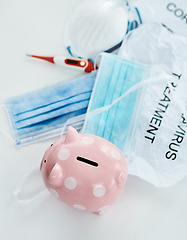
[76,156,98,167]
[51,144,53,146]
[44,160,47,163]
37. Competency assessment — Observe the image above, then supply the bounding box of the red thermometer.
[27,54,95,73]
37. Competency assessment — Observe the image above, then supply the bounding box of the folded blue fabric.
[5,72,96,146]
[83,53,150,151]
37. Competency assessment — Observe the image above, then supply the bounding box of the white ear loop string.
[87,73,170,118]
[13,168,49,203]
[13,115,86,203]
[0,102,47,202]
[60,70,174,136]
[0,129,15,144]
[60,114,86,136]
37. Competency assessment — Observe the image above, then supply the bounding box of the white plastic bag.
[133,0,187,36]
[118,23,187,187]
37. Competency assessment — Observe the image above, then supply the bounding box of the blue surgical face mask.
[82,53,168,154]
[5,72,96,146]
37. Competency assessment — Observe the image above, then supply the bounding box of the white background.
[0,0,187,240]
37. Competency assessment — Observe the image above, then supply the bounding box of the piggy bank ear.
[65,126,79,143]
[48,163,63,186]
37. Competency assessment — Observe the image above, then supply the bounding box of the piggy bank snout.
[48,163,64,186]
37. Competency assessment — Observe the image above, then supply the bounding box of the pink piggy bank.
[40,126,128,215]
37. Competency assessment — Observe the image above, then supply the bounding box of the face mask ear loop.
[0,129,15,144]
[13,168,49,203]
[61,72,173,135]
[94,53,103,70]
[85,72,172,121]
[60,113,86,136]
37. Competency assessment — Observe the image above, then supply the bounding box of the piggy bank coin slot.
[76,156,98,167]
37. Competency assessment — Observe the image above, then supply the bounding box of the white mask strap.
[60,71,174,135]
[13,168,49,203]
[86,72,173,119]
[60,113,86,136]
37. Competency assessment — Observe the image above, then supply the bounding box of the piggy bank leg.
[93,211,104,215]
[93,206,110,215]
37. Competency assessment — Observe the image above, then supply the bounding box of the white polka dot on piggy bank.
[40,126,128,215]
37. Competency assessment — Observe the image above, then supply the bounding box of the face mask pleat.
[15,108,87,145]
[15,99,89,129]
[109,65,145,150]
[6,72,95,116]
[13,91,91,122]
[5,72,96,146]
[86,56,116,134]
[83,53,150,152]
[95,60,122,137]
[102,63,129,140]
